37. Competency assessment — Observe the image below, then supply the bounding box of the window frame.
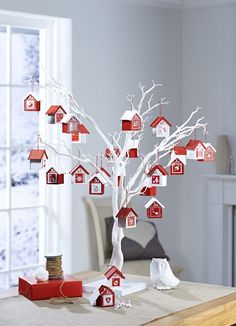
[0,10,72,288]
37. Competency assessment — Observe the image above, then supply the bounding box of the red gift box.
[18,274,83,301]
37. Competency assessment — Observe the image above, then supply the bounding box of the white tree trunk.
[109,167,125,271]
[109,218,124,271]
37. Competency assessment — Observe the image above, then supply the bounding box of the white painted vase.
[215,135,231,175]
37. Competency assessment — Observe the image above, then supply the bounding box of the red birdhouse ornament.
[89,174,106,195]
[61,114,80,133]
[24,94,40,112]
[169,158,185,175]
[150,116,172,138]
[145,198,164,218]
[116,207,137,228]
[186,140,206,160]
[69,164,89,184]
[202,143,216,162]
[147,164,168,187]
[90,285,115,308]
[104,265,125,287]
[120,110,142,131]
[28,149,48,170]
[45,105,67,124]
[46,167,65,185]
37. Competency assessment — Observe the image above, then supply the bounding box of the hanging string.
[159,101,162,117]
[45,254,63,279]
[31,79,34,93]
[156,150,159,164]
[204,130,208,143]
[37,133,43,150]
[96,155,98,172]
[100,152,103,168]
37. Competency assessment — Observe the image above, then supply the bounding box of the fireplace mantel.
[204,174,236,286]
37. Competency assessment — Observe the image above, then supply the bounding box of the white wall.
[4,0,236,283]
[0,0,183,272]
[182,3,236,282]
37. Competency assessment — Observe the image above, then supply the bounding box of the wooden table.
[1,271,236,326]
[78,271,236,326]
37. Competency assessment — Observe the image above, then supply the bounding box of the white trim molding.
[115,0,236,9]
[183,0,236,8]
[114,0,183,9]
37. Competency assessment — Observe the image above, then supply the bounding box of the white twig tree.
[40,78,207,271]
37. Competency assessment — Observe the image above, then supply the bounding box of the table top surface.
[1,271,236,326]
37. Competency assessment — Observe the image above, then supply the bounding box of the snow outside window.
[0,11,72,290]
[0,24,45,290]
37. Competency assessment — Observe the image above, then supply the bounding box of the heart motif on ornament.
[106,297,111,303]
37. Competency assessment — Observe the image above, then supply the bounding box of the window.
[0,11,72,290]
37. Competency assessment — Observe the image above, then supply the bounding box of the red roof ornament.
[116,207,138,228]
[145,198,165,218]
[120,110,142,131]
[28,149,48,170]
[200,143,216,162]
[45,105,67,124]
[150,116,172,138]
[147,164,168,187]
[69,164,89,184]
[95,285,115,307]
[24,94,40,112]
[89,174,106,195]
[46,167,65,185]
[186,140,206,160]
[147,164,168,177]
[104,265,125,281]
[169,158,185,175]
